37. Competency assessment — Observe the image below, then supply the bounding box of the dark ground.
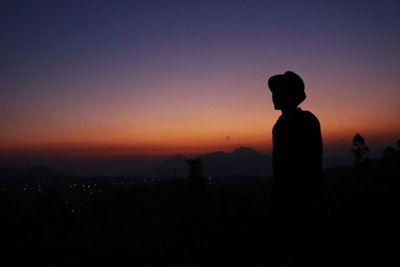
[0,156,399,266]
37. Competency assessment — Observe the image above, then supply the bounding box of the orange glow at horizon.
[2,95,399,158]
[3,75,399,158]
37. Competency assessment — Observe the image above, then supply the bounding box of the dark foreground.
[1,159,399,266]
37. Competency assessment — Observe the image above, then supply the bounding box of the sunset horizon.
[2,0,399,169]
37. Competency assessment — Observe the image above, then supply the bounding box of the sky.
[1,0,400,164]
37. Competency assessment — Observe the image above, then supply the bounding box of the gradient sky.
[2,0,400,158]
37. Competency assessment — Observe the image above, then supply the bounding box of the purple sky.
[1,1,399,172]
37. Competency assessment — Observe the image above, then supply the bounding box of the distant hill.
[0,166,60,179]
[149,147,272,178]
[0,166,61,188]
[150,154,188,177]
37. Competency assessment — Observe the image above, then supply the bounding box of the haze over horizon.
[2,1,399,170]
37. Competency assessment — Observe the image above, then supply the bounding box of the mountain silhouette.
[150,147,272,178]
[0,166,60,179]
[232,146,262,155]
[150,154,188,177]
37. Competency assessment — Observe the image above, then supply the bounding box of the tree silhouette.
[383,146,397,162]
[186,158,206,199]
[351,133,370,166]
[186,158,204,181]
[383,139,400,163]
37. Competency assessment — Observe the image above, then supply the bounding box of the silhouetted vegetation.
[351,133,370,166]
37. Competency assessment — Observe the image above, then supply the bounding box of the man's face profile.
[271,90,293,110]
[272,93,281,110]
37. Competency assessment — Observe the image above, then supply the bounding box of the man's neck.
[281,107,300,115]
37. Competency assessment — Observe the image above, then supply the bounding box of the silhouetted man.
[268,71,323,264]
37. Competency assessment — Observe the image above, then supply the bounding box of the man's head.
[268,71,306,110]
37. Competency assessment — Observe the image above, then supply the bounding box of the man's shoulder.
[274,109,320,127]
[299,110,321,126]
[300,110,319,120]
